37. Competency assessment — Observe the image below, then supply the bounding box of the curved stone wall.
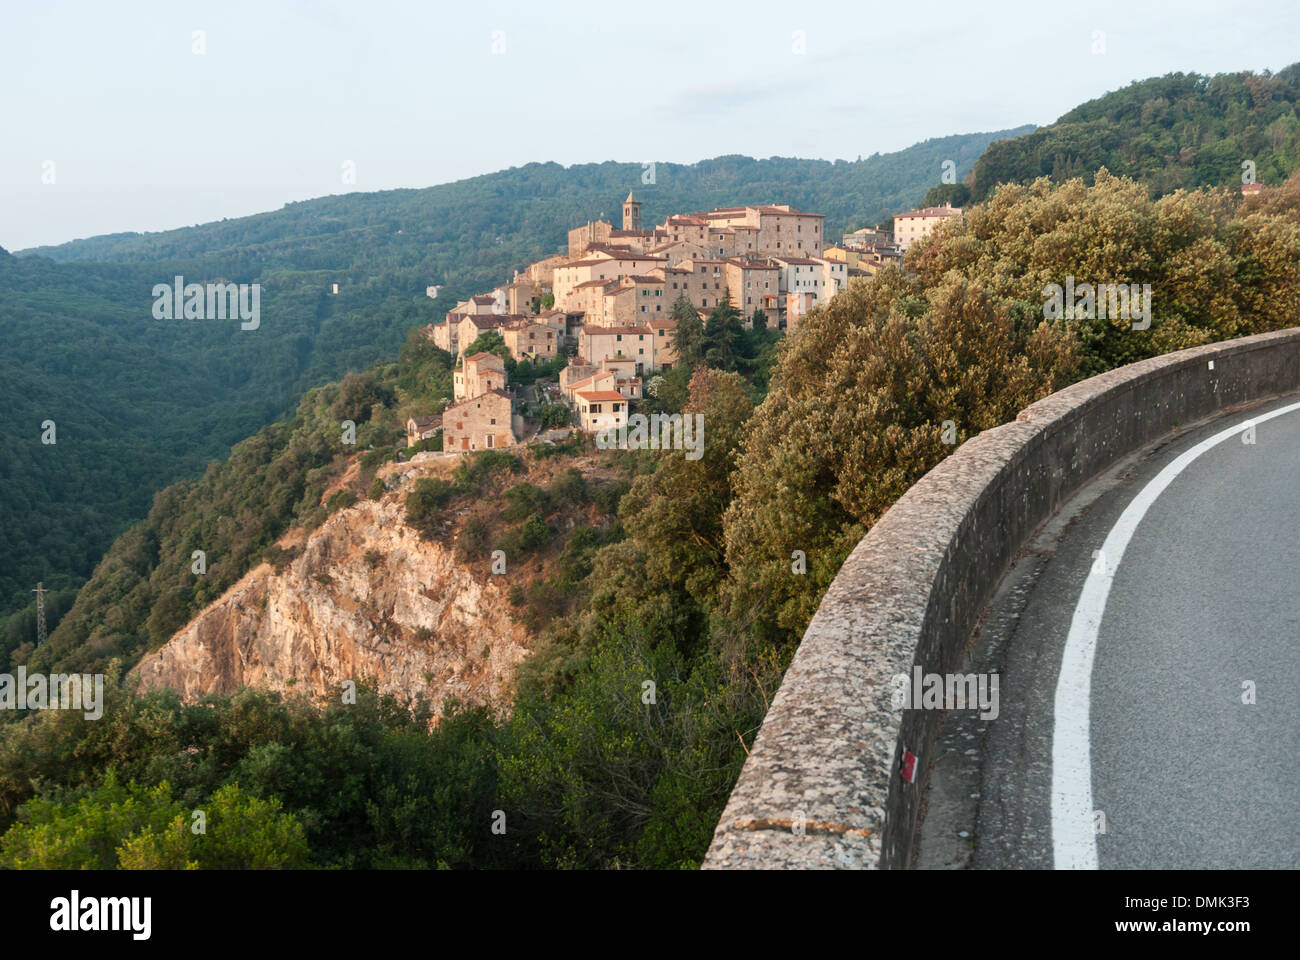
[704,328,1300,869]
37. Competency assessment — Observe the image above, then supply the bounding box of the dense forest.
[0,248,442,620]
[0,129,1025,628]
[971,64,1300,199]
[4,167,1298,868]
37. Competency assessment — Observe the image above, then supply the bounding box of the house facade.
[442,390,516,452]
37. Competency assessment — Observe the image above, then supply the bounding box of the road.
[920,393,1300,870]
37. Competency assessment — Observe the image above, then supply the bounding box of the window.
[486,435,494,448]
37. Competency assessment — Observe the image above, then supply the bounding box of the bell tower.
[622,190,641,232]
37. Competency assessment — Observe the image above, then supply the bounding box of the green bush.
[501,482,550,522]
[405,477,454,538]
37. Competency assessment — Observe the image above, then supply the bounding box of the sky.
[2,0,1298,251]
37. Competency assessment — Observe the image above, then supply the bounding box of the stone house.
[893,204,962,251]
[405,415,442,448]
[442,390,516,452]
[454,351,508,402]
[579,325,656,374]
[501,319,558,361]
[574,389,628,435]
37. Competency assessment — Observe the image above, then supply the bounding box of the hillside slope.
[0,131,1026,623]
[971,64,1300,198]
[131,461,530,711]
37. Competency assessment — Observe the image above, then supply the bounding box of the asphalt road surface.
[922,392,1300,870]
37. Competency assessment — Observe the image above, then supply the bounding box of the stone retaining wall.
[704,328,1300,869]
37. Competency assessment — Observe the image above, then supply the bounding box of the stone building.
[501,319,558,361]
[574,389,628,435]
[724,258,781,326]
[578,325,657,375]
[552,250,667,312]
[622,190,641,231]
[454,351,507,402]
[893,204,962,251]
[405,415,442,448]
[442,389,516,452]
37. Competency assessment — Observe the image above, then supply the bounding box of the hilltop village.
[408,193,961,453]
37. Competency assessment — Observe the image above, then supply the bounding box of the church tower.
[622,190,641,232]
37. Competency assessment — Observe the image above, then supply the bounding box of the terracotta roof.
[586,247,666,262]
[408,415,442,428]
[772,256,822,265]
[570,372,615,391]
[575,278,617,290]
[471,295,496,304]
[626,275,663,284]
[694,204,824,218]
[576,390,627,403]
[646,317,678,329]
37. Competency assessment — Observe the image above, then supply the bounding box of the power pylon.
[32,582,47,646]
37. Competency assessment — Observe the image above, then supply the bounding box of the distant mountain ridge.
[972,64,1300,198]
[23,130,1032,273]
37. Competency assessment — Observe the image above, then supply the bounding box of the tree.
[538,402,571,429]
[669,294,705,368]
[463,330,509,361]
[702,291,744,371]
[750,308,767,331]
[921,183,971,208]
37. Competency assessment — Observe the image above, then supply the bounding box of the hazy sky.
[3,0,1297,250]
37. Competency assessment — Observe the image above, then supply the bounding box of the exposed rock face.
[132,490,528,714]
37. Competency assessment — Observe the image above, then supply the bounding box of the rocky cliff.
[132,466,530,714]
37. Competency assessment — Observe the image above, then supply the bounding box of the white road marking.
[1051,399,1300,869]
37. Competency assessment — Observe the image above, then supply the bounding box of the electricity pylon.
[32,582,47,646]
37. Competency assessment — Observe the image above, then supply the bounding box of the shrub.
[405,478,455,538]
[502,482,550,522]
